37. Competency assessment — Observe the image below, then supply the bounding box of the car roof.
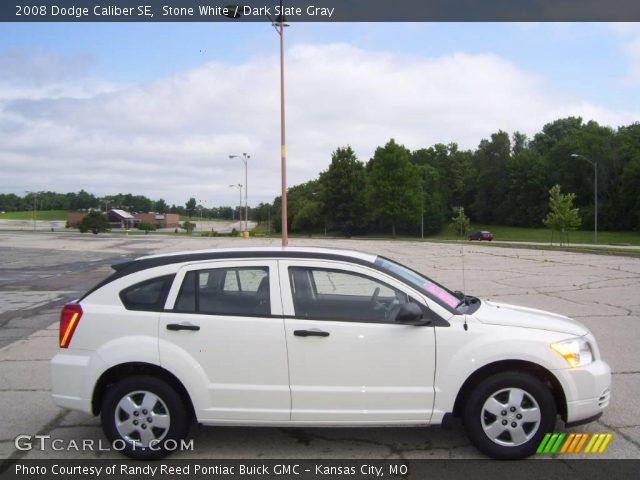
[114,247,379,276]
[137,246,378,264]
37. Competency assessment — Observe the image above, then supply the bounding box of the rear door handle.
[166,323,200,332]
[294,329,329,337]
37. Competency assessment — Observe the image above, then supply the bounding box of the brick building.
[67,210,179,229]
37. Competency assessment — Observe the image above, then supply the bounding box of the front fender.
[432,319,569,421]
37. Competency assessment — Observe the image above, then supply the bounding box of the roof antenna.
[459,207,468,331]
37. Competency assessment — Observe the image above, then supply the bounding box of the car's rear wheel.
[463,371,556,459]
[101,375,190,459]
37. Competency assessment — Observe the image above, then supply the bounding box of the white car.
[51,247,611,459]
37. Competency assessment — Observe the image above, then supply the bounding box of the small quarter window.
[120,274,175,311]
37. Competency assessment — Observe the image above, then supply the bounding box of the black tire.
[101,375,190,459]
[463,371,557,460]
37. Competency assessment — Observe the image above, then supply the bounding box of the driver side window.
[289,267,408,323]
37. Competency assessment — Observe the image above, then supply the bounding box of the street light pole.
[229,183,242,229]
[571,153,598,244]
[279,15,287,246]
[229,153,250,233]
[228,3,288,245]
[267,5,289,247]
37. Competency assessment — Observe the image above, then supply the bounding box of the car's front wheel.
[463,371,557,459]
[101,375,190,459]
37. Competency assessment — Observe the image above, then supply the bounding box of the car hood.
[473,300,588,336]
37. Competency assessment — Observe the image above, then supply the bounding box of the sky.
[1,21,639,208]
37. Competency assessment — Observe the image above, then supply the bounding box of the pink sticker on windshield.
[423,282,459,308]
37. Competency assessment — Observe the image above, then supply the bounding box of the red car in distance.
[468,230,494,241]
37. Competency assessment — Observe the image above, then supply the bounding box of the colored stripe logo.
[537,433,612,454]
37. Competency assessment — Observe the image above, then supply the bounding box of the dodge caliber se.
[51,247,611,459]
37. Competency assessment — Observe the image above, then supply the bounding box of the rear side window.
[174,267,270,316]
[120,274,175,311]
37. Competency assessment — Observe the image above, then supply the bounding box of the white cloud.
[1,43,638,206]
[608,23,640,84]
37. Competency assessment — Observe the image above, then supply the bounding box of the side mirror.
[395,303,431,326]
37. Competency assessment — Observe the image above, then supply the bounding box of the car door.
[279,259,437,424]
[159,260,290,422]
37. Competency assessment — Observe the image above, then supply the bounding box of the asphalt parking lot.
[0,231,639,461]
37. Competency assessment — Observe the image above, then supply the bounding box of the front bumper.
[553,359,611,424]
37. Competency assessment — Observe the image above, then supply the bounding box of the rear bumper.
[50,351,96,415]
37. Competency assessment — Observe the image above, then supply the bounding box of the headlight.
[551,338,594,368]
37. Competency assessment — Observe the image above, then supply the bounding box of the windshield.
[374,256,460,311]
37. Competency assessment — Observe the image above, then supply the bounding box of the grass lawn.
[178,216,229,222]
[429,225,640,245]
[280,224,640,246]
[0,210,68,221]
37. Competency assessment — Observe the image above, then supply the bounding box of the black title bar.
[3,0,640,22]
[2,459,640,480]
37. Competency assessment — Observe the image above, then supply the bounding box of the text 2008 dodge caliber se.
[51,247,611,459]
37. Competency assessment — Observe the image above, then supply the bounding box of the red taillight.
[59,304,82,348]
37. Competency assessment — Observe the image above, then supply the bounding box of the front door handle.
[294,329,329,337]
[166,323,200,332]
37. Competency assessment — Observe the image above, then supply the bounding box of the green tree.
[68,190,98,210]
[367,139,423,236]
[217,206,234,220]
[411,143,473,211]
[504,150,549,227]
[450,207,470,238]
[288,180,322,234]
[79,211,109,234]
[545,120,617,229]
[470,131,511,224]
[543,185,582,245]
[185,198,197,218]
[180,221,196,234]
[318,146,367,235]
[512,131,528,156]
[0,193,22,212]
[250,202,272,223]
[618,155,640,230]
[271,180,322,234]
[154,198,169,214]
[530,117,584,155]
[419,164,447,234]
[138,222,157,234]
[292,199,323,234]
